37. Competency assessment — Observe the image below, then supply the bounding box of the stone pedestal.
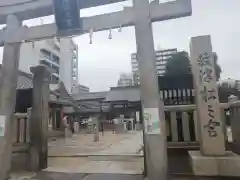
[74,122,80,133]
[189,151,240,177]
[116,123,124,134]
[135,123,142,131]
[93,118,99,142]
[64,127,72,138]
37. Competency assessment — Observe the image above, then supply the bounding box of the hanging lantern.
[89,28,93,44]
[108,28,112,39]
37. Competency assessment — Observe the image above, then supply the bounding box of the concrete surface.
[46,131,144,174]
[9,172,144,180]
[46,158,144,174]
[10,171,240,180]
[10,148,240,180]
[189,150,240,177]
[48,131,143,157]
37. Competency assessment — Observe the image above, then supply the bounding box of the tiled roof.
[106,87,140,102]
[72,87,141,103]
[17,72,33,89]
[0,66,76,106]
[72,91,108,101]
[0,65,33,90]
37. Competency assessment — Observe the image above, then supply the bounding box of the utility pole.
[0,15,22,180]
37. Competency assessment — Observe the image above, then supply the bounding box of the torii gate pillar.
[134,0,168,180]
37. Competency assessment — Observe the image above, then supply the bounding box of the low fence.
[160,89,195,105]
[11,113,30,171]
[11,103,231,149]
[164,103,230,148]
[10,102,235,170]
[12,113,29,144]
[12,113,30,153]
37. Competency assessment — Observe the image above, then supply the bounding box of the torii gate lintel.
[0,0,191,46]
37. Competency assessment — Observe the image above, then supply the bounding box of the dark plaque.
[53,0,82,36]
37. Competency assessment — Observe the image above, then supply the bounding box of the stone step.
[47,157,144,174]
[49,154,143,161]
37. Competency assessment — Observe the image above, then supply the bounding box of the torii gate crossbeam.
[0,0,191,46]
[0,0,126,25]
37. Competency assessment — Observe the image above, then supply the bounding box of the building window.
[40,60,51,68]
[52,54,60,64]
[40,49,51,60]
[51,75,59,84]
[40,49,60,65]
[52,65,59,75]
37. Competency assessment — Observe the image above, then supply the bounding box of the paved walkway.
[9,172,144,180]
[46,131,144,174]
[99,131,143,155]
[11,171,237,180]
[48,131,143,157]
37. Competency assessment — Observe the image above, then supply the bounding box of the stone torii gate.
[0,0,192,179]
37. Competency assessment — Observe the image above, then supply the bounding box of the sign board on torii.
[0,0,191,46]
[53,0,82,36]
[0,0,126,25]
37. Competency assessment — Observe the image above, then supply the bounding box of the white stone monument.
[190,35,225,155]
[189,35,240,177]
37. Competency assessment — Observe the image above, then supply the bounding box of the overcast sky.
[0,0,240,92]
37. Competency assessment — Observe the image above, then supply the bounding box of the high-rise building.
[60,38,79,93]
[117,73,133,87]
[18,37,78,93]
[131,48,177,84]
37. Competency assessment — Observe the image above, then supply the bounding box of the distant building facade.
[117,73,133,87]
[131,48,177,84]
[72,84,90,94]
[219,79,240,91]
[19,36,78,93]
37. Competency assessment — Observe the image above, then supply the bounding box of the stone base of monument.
[189,151,240,177]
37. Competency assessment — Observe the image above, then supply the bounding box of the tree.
[164,51,191,77]
[164,51,222,81]
[213,53,222,81]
